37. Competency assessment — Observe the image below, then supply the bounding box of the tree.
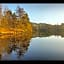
[16,6,25,18]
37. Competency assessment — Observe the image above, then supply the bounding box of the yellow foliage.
[0,7,32,40]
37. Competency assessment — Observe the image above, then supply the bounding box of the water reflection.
[32,31,64,38]
[0,34,31,60]
[0,31,64,60]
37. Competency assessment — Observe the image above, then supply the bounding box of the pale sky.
[1,3,64,25]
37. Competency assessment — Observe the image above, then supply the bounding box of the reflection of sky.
[2,51,18,60]
[2,4,64,25]
[22,36,64,60]
[1,35,64,60]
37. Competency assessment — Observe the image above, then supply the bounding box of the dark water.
[0,33,64,60]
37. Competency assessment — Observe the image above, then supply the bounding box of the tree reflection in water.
[1,30,64,60]
[0,35,31,60]
[32,30,64,38]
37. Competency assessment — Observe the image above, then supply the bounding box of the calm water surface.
[1,35,64,60]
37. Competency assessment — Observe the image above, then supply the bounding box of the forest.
[0,5,33,58]
[0,5,32,39]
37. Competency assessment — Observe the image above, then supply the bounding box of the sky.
[1,3,64,25]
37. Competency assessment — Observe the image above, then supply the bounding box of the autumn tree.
[0,5,32,40]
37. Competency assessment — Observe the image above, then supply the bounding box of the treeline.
[32,23,64,37]
[0,6,32,31]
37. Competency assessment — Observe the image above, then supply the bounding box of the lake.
[1,35,64,60]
